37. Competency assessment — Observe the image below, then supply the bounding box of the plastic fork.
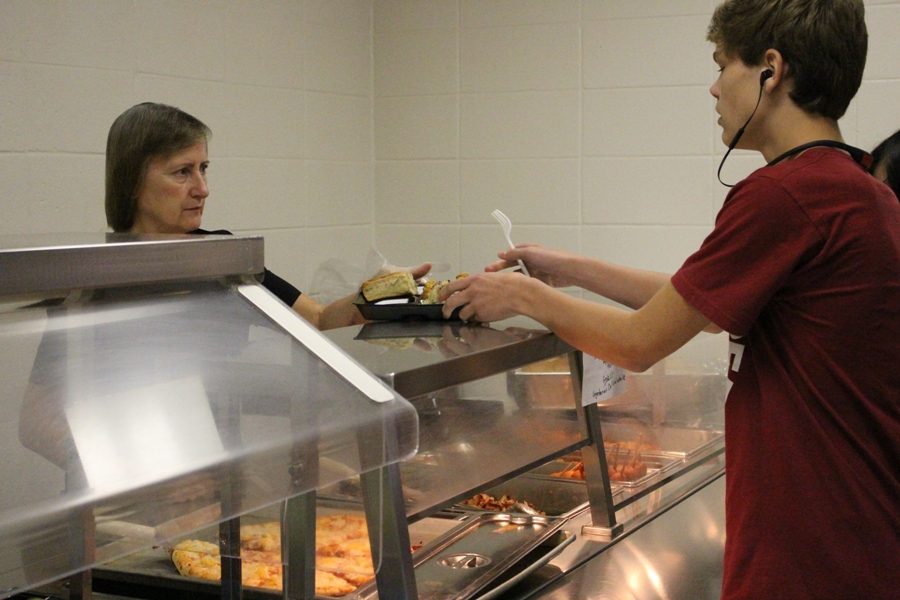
[491,209,530,276]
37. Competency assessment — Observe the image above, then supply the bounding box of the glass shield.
[0,280,417,595]
[323,318,587,521]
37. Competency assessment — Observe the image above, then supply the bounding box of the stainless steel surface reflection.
[0,235,418,597]
[527,475,726,600]
[326,319,586,520]
[329,318,572,398]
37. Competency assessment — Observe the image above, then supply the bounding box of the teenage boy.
[441,0,899,597]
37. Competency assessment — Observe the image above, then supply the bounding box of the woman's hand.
[408,262,432,280]
[376,262,432,280]
[484,244,579,288]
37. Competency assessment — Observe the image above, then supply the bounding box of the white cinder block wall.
[373,0,900,282]
[1,0,898,295]
[0,0,376,294]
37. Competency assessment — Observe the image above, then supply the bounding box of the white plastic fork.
[491,209,530,277]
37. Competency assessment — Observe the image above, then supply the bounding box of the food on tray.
[557,451,583,463]
[551,462,585,480]
[170,514,373,596]
[550,445,648,482]
[361,271,418,302]
[606,445,648,481]
[462,493,544,515]
[420,279,448,305]
[604,439,658,453]
[360,272,470,305]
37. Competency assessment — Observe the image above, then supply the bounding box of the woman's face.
[130,142,209,234]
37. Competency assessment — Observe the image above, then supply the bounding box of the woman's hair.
[871,129,900,199]
[707,0,867,120]
[105,103,211,232]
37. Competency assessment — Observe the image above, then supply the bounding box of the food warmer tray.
[324,319,588,523]
[600,421,725,461]
[357,513,568,600]
[92,514,570,600]
[449,471,622,519]
[92,515,455,600]
[0,233,419,599]
[529,451,680,489]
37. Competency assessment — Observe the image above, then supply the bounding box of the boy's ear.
[762,48,786,87]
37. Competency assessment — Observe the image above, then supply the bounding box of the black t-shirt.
[190,228,302,307]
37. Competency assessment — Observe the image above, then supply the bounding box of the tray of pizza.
[93,510,567,600]
[92,509,460,599]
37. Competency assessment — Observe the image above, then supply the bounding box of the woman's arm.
[290,293,364,330]
[293,262,433,330]
[318,293,367,330]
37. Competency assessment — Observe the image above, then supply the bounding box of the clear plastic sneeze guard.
[0,234,418,596]
[324,318,584,521]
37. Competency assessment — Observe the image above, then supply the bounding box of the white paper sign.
[581,354,627,406]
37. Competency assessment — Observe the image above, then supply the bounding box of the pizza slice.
[170,538,356,596]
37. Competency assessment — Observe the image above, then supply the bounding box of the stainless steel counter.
[323,319,728,599]
[4,230,729,600]
[0,234,420,599]
[520,474,725,600]
[325,319,588,521]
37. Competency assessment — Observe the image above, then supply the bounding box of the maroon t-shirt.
[672,147,900,599]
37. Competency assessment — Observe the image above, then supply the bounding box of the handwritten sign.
[581,354,626,406]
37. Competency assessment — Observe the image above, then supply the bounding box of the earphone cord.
[716,81,766,188]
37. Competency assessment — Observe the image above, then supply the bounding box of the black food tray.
[353,293,462,321]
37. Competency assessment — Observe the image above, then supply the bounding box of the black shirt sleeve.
[190,228,302,307]
[260,268,302,307]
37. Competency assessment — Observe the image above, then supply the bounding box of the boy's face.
[710,46,767,149]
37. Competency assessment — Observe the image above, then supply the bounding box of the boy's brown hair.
[707,0,866,120]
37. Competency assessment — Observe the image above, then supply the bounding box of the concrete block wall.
[1,0,898,292]
[1,0,375,293]
[373,0,900,281]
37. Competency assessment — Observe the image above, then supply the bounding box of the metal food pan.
[648,426,724,459]
[599,421,724,460]
[452,472,598,518]
[356,513,566,600]
[93,511,460,599]
[530,451,680,489]
[603,450,679,488]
